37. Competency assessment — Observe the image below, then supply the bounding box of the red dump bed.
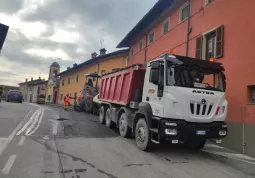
[99,64,146,105]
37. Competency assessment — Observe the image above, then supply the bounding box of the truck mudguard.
[135,102,153,128]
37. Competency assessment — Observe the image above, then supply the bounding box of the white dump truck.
[97,53,228,151]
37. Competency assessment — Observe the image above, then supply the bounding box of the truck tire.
[135,118,151,151]
[185,139,206,150]
[119,113,131,138]
[99,106,106,124]
[105,108,112,128]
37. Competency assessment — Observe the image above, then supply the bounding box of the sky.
[0,0,157,86]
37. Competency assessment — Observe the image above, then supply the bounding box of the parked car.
[6,90,23,103]
[36,94,45,104]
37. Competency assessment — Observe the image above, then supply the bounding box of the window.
[180,2,189,22]
[139,40,143,51]
[162,19,170,34]
[68,78,71,85]
[148,30,155,44]
[205,0,214,5]
[62,80,64,86]
[205,31,216,61]
[76,75,79,82]
[248,86,255,103]
[130,48,134,56]
[195,26,224,60]
[60,94,63,101]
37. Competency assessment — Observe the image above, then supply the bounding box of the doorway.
[53,91,58,104]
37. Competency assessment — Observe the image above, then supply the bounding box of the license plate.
[196,130,206,135]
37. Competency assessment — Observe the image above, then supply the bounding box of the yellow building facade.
[58,49,128,105]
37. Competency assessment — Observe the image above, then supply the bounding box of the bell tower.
[49,62,60,79]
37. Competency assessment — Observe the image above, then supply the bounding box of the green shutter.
[216,25,224,58]
[195,36,203,59]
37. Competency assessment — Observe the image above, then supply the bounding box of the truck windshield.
[166,62,225,92]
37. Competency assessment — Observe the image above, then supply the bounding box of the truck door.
[142,61,165,117]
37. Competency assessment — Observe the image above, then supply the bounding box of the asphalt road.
[0,102,254,178]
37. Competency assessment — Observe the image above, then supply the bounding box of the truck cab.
[136,54,228,150]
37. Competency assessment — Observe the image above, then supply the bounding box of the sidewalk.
[202,143,255,176]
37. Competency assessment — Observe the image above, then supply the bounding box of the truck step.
[150,129,160,144]
[150,128,159,133]
[151,139,160,144]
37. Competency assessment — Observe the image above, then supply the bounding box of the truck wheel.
[185,139,206,150]
[135,118,151,151]
[119,113,131,138]
[99,106,106,124]
[105,108,112,128]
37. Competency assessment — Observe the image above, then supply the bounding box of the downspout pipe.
[186,0,191,56]
[144,35,148,63]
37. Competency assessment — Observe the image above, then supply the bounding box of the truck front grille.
[190,103,213,116]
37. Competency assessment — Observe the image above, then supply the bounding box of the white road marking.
[17,136,26,147]
[2,155,17,175]
[25,108,44,135]
[16,108,42,136]
[26,109,45,136]
[0,109,33,156]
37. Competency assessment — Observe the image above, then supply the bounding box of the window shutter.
[216,25,224,58]
[195,36,203,59]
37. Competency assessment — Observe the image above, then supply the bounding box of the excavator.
[73,73,100,114]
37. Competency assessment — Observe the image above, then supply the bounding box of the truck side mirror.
[149,69,159,85]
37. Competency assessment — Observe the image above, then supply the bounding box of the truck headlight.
[219,130,227,136]
[165,129,178,135]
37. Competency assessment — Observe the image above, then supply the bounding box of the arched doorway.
[53,90,58,104]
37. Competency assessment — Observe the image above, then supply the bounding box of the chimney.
[67,67,71,70]
[73,63,77,67]
[91,52,98,58]
[25,78,28,82]
[99,48,107,55]
[31,77,33,81]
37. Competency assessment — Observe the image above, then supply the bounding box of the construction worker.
[63,93,71,110]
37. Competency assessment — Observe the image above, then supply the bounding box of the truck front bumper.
[159,119,228,142]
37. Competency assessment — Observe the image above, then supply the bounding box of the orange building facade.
[118,0,255,157]
[58,49,128,105]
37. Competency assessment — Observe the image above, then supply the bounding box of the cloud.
[0,0,157,86]
[0,0,22,14]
